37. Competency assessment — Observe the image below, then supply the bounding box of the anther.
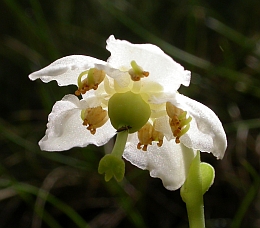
[75,68,105,96]
[82,106,108,134]
[137,122,164,151]
[128,60,149,81]
[166,102,192,144]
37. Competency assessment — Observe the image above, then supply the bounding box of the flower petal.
[106,35,191,92]
[39,94,115,151]
[29,55,106,86]
[123,134,196,190]
[170,93,227,159]
[96,64,131,89]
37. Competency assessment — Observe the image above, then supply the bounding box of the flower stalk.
[181,150,205,228]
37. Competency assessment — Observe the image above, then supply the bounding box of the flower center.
[75,68,105,96]
[128,60,149,81]
[81,106,108,134]
[137,121,164,151]
[166,102,192,143]
[108,91,151,133]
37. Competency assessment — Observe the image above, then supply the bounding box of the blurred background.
[0,0,260,227]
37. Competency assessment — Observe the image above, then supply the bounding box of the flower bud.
[108,91,151,133]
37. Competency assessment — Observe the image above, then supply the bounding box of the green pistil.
[110,129,129,157]
[98,130,129,182]
[108,91,151,133]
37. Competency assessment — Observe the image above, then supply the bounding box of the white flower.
[29,35,227,190]
[123,93,227,190]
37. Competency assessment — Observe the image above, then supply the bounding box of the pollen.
[81,106,108,134]
[166,102,192,144]
[128,60,149,81]
[75,68,105,96]
[137,122,164,151]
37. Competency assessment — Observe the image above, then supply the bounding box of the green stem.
[111,130,129,158]
[181,150,205,228]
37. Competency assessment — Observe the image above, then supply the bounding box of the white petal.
[39,94,115,151]
[171,94,227,159]
[106,35,191,92]
[96,64,131,88]
[29,55,106,86]
[123,134,196,190]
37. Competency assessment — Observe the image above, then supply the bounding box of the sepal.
[200,162,215,194]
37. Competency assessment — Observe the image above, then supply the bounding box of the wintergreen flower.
[29,35,226,190]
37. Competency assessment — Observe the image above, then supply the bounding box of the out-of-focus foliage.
[0,0,260,227]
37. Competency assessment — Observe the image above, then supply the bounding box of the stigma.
[128,60,149,81]
[137,122,164,151]
[75,68,105,96]
[81,106,108,134]
[166,102,192,144]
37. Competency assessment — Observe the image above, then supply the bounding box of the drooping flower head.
[29,35,227,190]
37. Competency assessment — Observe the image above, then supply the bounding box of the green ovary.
[108,91,151,133]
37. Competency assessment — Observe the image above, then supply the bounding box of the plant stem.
[181,150,205,228]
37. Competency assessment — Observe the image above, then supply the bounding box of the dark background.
[0,0,260,227]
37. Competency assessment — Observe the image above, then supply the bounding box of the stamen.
[75,68,105,96]
[137,122,164,151]
[128,60,149,81]
[166,102,192,144]
[137,123,153,151]
[152,127,164,147]
[81,106,108,134]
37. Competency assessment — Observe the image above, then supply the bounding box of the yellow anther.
[137,122,164,151]
[152,128,164,147]
[75,68,105,96]
[128,60,149,81]
[81,106,108,134]
[166,102,183,118]
[137,123,153,151]
[166,102,192,144]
